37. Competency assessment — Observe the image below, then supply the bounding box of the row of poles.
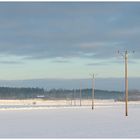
[72,74,95,110]
[75,50,133,117]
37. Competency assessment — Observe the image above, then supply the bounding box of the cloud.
[113,27,140,37]
[0,2,140,61]
[0,60,24,64]
[86,61,109,66]
[78,42,119,49]
[86,58,138,67]
[52,57,70,63]
[113,59,138,64]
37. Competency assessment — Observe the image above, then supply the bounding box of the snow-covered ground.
[0,100,140,138]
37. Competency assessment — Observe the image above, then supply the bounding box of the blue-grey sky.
[0,2,140,81]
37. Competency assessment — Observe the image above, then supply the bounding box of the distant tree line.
[45,88,123,100]
[0,87,139,101]
[0,87,44,99]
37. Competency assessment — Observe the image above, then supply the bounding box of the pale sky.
[0,2,140,80]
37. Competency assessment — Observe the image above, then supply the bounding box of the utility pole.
[73,89,76,106]
[118,50,128,116]
[80,82,82,106]
[92,74,94,110]
[118,50,134,116]
[70,93,72,106]
[125,50,128,116]
[89,73,95,110]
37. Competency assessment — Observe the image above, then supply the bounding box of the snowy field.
[0,100,140,138]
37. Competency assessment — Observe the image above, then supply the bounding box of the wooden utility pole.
[70,93,72,106]
[73,89,76,106]
[118,50,133,116]
[80,83,82,106]
[125,51,128,116]
[92,74,94,110]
